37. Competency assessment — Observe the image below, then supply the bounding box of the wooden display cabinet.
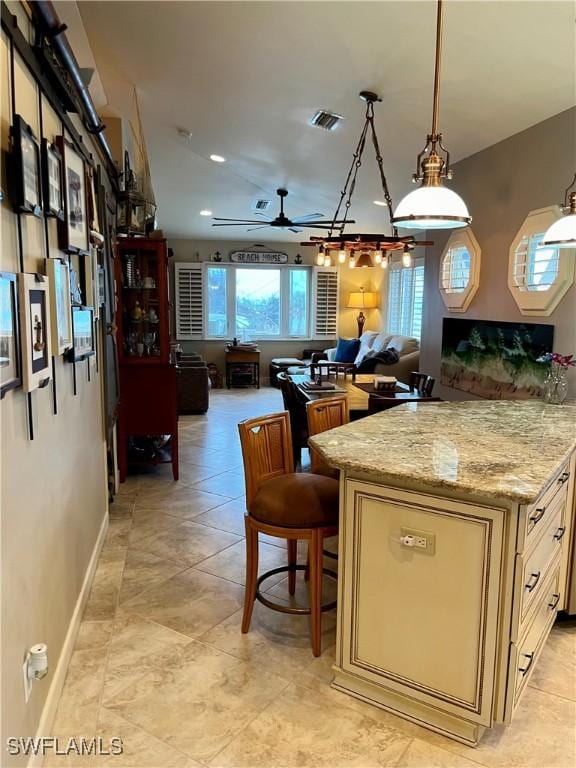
[115,238,178,481]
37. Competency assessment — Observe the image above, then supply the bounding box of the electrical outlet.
[22,656,32,703]
[400,527,436,555]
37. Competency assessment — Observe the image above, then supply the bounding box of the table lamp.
[347,288,378,337]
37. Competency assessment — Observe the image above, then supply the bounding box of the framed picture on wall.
[0,272,22,398]
[9,115,42,217]
[79,252,95,309]
[69,261,83,307]
[41,139,65,220]
[86,165,103,244]
[46,258,73,355]
[18,273,52,392]
[56,136,88,254]
[67,306,95,362]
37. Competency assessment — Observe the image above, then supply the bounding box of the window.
[386,258,425,339]
[514,233,559,292]
[508,206,575,316]
[206,265,311,339]
[439,228,481,312]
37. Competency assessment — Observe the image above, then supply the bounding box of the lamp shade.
[392,185,471,230]
[541,213,576,248]
[347,291,378,309]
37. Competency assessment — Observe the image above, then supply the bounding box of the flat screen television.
[441,318,554,399]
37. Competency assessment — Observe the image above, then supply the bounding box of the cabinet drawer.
[512,496,565,637]
[519,464,570,552]
[507,566,560,718]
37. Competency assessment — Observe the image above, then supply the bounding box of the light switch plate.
[400,527,436,555]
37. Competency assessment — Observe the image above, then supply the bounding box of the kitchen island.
[309,400,576,746]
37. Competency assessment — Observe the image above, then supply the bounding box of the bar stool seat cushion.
[250,473,339,528]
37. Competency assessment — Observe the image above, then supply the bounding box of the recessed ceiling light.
[373,200,387,207]
[209,154,226,163]
[200,210,212,216]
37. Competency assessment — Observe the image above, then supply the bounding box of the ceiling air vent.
[253,199,271,211]
[310,109,344,131]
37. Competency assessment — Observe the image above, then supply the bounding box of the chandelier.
[542,172,576,248]
[303,91,430,269]
[391,0,471,230]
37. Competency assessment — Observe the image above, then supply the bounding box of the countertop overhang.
[308,400,576,503]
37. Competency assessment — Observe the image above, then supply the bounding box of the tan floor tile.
[105,517,132,549]
[132,520,241,567]
[193,498,247,536]
[118,548,188,604]
[93,708,195,767]
[194,538,290,587]
[396,739,485,767]
[83,549,126,621]
[105,639,288,763]
[209,683,410,767]
[528,624,576,701]
[109,498,135,518]
[135,487,231,519]
[200,600,336,682]
[101,615,192,704]
[75,621,115,651]
[191,471,246,499]
[128,510,185,548]
[120,568,244,638]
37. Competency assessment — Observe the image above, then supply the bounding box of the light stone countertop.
[308,400,576,503]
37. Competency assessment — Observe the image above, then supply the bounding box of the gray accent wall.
[420,107,576,400]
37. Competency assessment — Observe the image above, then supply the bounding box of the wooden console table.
[225,346,260,389]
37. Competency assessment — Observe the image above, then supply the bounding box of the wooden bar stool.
[306,395,349,479]
[238,411,338,656]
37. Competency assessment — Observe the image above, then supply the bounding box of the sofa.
[319,331,420,385]
[176,353,210,414]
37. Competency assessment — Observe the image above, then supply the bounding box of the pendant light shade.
[391,0,472,231]
[393,184,471,230]
[541,178,576,248]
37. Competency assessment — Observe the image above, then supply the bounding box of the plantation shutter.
[386,257,424,338]
[311,266,339,339]
[175,263,204,340]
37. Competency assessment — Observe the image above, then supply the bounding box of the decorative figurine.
[148,307,158,323]
[131,301,143,321]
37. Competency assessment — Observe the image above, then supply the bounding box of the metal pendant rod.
[431,0,444,138]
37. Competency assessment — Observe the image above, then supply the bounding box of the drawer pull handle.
[558,472,570,485]
[553,527,566,542]
[519,652,534,676]
[525,571,541,592]
[529,507,546,526]
[548,593,561,610]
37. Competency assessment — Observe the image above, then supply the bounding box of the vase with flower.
[537,352,575,404]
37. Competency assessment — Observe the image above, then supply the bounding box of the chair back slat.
[409,371,435,396]
[306,395,349,474]
[238,411,294,508]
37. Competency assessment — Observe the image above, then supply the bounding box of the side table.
[225,346,260,389]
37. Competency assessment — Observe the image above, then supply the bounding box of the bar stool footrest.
[255,565,337,615]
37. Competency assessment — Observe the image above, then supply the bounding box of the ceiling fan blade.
[289,227,303,234]
[246,225,270,232]
[253,212,274,220]
[291,213,324,223]
[212,222,266,227]
[212,217,264,223]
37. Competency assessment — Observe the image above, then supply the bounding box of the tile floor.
[47,387,576,768]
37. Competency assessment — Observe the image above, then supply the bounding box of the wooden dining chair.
[306,395,349,477]
[277,372,309,467]
[409,371,436,396]
[238,411,339,656]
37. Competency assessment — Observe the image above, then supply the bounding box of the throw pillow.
[334,337,361,363]
[386,335,419,355]
[354,330,379,366]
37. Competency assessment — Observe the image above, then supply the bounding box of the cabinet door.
[339,480,505,727]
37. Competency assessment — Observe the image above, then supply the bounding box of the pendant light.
[392,0,471,230]
[541,173,576,248]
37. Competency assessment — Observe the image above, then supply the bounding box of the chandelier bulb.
[316,252,324,267]
[373,250,383,264]
[323,253,332,268]
[338,249,347,264]
[402,248,412,268]
[349,256,356,269]
[381,254,388,269]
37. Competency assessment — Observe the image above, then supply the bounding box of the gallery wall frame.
[67,306,95,363]
[0,272,22,398]
[18,273,52,392]
[45,258,73,355]
[41,139,65,220]
[9,115,42,217]
[56,135,89,254]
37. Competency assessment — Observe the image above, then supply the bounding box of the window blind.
[174,263,204,339]
[513,233,560,292]
[387,259,425,338]
[311,267,339,339]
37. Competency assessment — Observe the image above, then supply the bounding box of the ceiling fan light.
[541,212,576,248]
[392,185,471,230]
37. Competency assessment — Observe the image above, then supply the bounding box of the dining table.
[291,373,439,419]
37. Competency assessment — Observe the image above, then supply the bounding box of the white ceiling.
[76,0,576,242]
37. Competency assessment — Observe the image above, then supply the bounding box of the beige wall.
[168,237,385,381]
[420,107,576,401]
[1,26,108,765]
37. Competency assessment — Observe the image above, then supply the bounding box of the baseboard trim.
[28,512,109,768]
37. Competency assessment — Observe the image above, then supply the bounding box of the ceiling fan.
[212,188,355,233]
